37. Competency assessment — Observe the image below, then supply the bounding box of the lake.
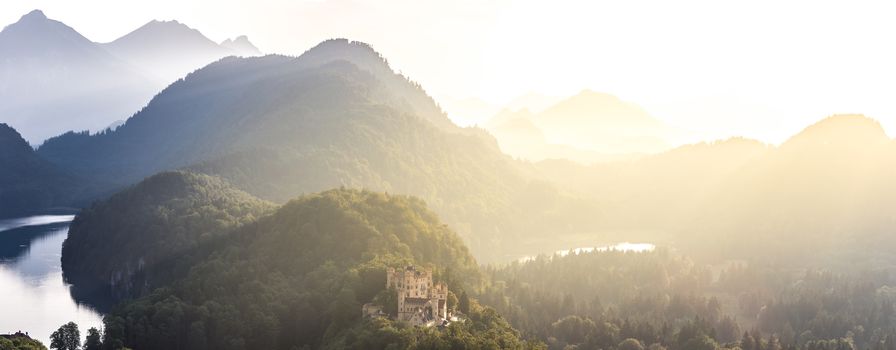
[0,215,104,346]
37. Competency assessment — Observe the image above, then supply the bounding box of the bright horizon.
[3,0,896,145]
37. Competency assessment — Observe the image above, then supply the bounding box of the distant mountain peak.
[559,90,634,110]
[220,35,261,56]
[301,39,389,70]
[783,114,890,148]
[4,9,69,34]
[21,9,47,21]
[123,19,207,41]
[221,35,249,44]
[539,89,661,129]
[150,19,181,25]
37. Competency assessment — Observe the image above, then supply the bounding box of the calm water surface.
[0,215,103,346]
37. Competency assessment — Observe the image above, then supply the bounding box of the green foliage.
[61,171,274,300]
[478,246,896,350]
[619,338,646,350]
[336,305,544,350]
[33,40,593,262]
[373,287,399,317]
[0,123,81,218]
[49,322,80,350]
[681,334,720,350]
[97,188,523,350]
[83,328,101,350]
[459,291,471,314]
[0,335,47,350]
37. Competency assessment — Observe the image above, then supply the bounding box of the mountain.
[701,115,896,263]
[35,39,588,261]
[487,108,641,164]
[532,114,896,265]
[62,171,274,301]
[102,20,261,84]
[484,90,674,160]
[0,10,156,144]
[534,137,770,243]
[220,35,262,56]
[0,123,82,218]
[63,180,532,349]
[0,10,261,144]
[292,39,455,131]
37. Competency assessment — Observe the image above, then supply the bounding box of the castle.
[379,265,449,326]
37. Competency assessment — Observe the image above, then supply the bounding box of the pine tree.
[83,328,102,350]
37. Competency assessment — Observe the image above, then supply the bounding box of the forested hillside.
[61,171,896,350]
[481,248,896,350]
[35,39,589,260]
[63,176,537,349]
[61,171,274,301]
[0,123,82,218]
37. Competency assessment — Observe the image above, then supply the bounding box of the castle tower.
[386,265,449,325]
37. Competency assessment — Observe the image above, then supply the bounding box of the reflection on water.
[0,215,75,233]
[0,215,103,347]
[519,242,656,263]
[0,222,71,263]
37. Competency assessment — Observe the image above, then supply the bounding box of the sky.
[3,0,896,144]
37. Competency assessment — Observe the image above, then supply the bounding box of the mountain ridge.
[0,9,259,143]
[33,39,587,260]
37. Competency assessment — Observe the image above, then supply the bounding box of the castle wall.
[387,266,449,325]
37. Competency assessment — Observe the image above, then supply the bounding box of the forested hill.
[35,39,587,260]
[0,123,81,218]
[61,171,274,301]
[64,174,536,349]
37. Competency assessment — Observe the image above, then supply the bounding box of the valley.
[1,5,896,350]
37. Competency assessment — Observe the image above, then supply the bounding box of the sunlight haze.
[6,1,896,348]
[3,0,895,144]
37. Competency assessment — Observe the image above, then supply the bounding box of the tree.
[459,291,471,314]
[552,316,595,345]
[50,322,80,350]
[682,334,720,350]
[741,331,755,350]
[374,287,399,317]
[83,328,101,350]
[767,334,781,350]
[447,290,459,312]
[618,338,645,350]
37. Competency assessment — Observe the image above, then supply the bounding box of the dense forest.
[0,334,46,350]
[6,36,896,350]
[62,172,537,349]
[0,123,82,218]
[478,248,896,350]
[28,39,589,261]
[60,172,896,350]
[61,171,275,303]
[5,38,896,267]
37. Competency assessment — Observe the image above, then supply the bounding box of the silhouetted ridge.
[0,124,81,218]
[20,9,47,21]
[33,40,583,259]
[0,123,33,154]
[781,114,890,149]
[297,39,455,130]
[220,35,261,56]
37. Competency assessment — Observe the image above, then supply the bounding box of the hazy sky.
[3,0,896,144]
